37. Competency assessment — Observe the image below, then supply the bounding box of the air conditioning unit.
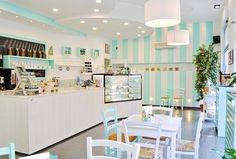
[153,42,176,49]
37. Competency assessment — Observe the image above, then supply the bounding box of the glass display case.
[92,74,142,103]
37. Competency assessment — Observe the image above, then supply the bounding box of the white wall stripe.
[161,71,168,90]
[187,23,193,62]
[149,32,155,63]
[149,72,156,104]
[161,28,168,63]
[186,71,193,106]
[200,22,206,45]
[128,39,133,63]
[139,37,144,63]
[175,25,180,63]
[173,71,180,90]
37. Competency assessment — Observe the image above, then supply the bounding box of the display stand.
[12,66,39,95]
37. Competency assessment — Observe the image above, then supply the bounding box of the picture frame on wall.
[76,48,86,56]
[229,49,234,65]
[105,43,110,54]
[91,49,99,57]
[62,46,72,56]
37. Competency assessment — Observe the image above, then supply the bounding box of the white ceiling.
[1,0,224,38]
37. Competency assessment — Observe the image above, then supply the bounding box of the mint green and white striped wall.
[111,21,214,107]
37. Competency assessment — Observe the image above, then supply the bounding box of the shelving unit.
[3,55,54,70]
[226,92,236,149]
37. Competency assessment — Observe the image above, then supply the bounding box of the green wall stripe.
[133,38,139,63]
[167,27,175,63]
[144,36,150,63]
[180,71,187,106]
[122,39,128,59]
[155,28,162,63]
[206,21,213,46]
[192,22,200,107]
[167,72,174,102]
[155,72,161,105]
[144,72,150,104]
[180,23,187,62]
[193,22,200,55]
[111,40,118,59]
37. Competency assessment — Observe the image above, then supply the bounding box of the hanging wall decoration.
[229,49,234,65]
[62,46,72,56]
[76,48,86,56]
[91,49,99,57]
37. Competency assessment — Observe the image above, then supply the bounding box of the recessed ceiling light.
[137,34,141,37]
[116,32,121,35]
[80,20,85,24]
[137,26,142,29]
[94,9,100,13]
[96,0,102,3]
[141,30,146,33]
[15,16,19,18]
[0,10,2,14]
[214,4,220,9]
[92,27,97,30]
[30,20,33,23]
[124,22,129,26]
[103,20,108,23]
[52,8,59,12]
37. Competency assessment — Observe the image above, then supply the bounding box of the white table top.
[118,114,182,132]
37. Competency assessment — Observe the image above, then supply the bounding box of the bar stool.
[160,88,172,107]
[173,88,185,112]
[0,143,15,159]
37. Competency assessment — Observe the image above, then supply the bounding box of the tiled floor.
[1,109,224,159]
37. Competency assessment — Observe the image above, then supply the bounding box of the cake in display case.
[92,74,142,103]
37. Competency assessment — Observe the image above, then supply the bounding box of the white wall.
[0,18,111,80]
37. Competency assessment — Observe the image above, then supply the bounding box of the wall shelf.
[3,55,54,70]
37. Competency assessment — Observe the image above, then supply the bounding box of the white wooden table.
[117,114,182,159]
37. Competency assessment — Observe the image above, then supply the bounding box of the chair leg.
[166,146,171,159]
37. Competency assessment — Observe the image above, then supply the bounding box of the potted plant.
[193,44,219,102]
[213,148,236,159]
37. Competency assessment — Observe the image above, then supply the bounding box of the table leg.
[171,133,176,159]
[117,128,122,158]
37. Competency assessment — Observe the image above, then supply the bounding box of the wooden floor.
[1,109,224,159]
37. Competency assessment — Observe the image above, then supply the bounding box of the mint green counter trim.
[193,22,200,55]
[180,71,187,106]
[180,24,187,62]
[0,1,86,36]
[133,38,139,63]
[122,39,128,59]
[155,72,161,105]
[167,72,174,104]
[144,72,150,104]
[206,21,213,46]
[144,36,150,63]
[111,40,118,59]
[155,28,162,63]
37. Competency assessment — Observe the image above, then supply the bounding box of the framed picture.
[105,43,110,54]
[229,49,234,65]
[91,49,99,57]
[62,46,72,56]
[76,48,86,56]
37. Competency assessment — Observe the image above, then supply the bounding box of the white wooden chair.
[160,88,172,108]
[167,113,204,159]
[152,106,174,117]
[87,136,140,159]
[173,88,185,111]
[122,120,163,159]
[19,152,57,159]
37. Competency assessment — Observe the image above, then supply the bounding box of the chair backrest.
[122,120,162,159]
[19,152,58,159]
[101,107,118,139]
[161,88,172,97]
[173,88,184,97]
[87,136,140,159]
[18,152,58,159]
[152,106,173,117]
[0,143,15,159]
[194,113,204,155]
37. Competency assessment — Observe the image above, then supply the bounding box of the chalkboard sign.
[0,36,46,60]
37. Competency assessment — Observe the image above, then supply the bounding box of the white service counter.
[0,88,142,154]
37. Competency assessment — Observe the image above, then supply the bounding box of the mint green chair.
[0,143,15,159]
[101,107,118,157]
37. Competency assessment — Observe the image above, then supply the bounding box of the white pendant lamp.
[144,0,181,28]
[167,30,189,46]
